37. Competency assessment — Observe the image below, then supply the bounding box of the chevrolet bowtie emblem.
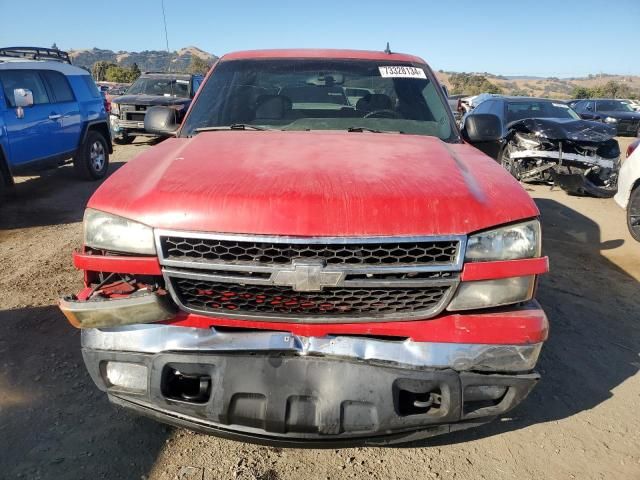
[272,261,345,292]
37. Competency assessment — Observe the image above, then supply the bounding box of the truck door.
[0,69,60,167]
[41,70,82,155]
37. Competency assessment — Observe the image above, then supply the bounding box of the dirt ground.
[1,137,638,480]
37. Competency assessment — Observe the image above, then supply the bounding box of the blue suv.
[0,47,112,193]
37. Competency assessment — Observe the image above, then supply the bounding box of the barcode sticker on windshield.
[379,66,426,79]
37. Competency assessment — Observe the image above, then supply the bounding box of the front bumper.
[82,324,542,445]
[110,115,155,137]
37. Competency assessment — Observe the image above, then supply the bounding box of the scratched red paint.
[88,131,538,236]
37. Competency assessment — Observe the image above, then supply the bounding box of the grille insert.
[161,237,459,266]
[170,278,451,319]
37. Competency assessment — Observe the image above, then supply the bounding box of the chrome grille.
[172,278,450,320]
[161,236,459,266]
[157,231,465,322]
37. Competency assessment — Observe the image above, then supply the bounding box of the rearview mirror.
[144,106,180,136]
[14,88,34,108]
[461,114,502,143]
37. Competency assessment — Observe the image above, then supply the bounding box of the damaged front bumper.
[505,119,621,198]
[509,148,620,197]
[82,324,542,446]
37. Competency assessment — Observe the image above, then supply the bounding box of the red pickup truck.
[60,49,548,446]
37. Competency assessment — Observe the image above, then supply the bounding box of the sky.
[1,0,638,77]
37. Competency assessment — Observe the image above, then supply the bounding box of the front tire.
[74,130,109,180]
[500,145,521,180]
[627,186,640,241]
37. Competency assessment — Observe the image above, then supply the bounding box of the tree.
[571,81,635,99]
[92,61,114,82]
[571,86,591,99]
[187,56,212,75]
[130,62,141,81]
[105,65,141,83]
[448,73,502,96]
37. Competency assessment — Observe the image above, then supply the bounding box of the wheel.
[113,134,135,145]
[74,130,109,180]
[500,144,522,180]
[627,186,640,241]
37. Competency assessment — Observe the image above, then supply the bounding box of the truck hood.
[112,95,191,106]
[88,131,538,236]
[508,117,617,143]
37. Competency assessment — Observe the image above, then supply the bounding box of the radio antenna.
[384,42,392,54]
[161,0,174,96]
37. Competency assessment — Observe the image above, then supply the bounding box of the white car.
[614,140,640,240]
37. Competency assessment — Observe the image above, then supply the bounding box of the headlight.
[514,133,541,149]
[84,208,155,254]
[465,220,541,262]
[604,116,617,124]
[447,276,536,311]
[111,102,120,115]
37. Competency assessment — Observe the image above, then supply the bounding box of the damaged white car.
[462,97,620,197]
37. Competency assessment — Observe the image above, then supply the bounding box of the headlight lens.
[466,220,541,262]
[84,208,155,254]
[447,276,536,311]
[111,102,120,115]
[514,133,541,149]
[604,116,617,123]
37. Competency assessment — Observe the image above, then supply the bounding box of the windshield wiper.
[346,126,405,134]
[192,124,271,135]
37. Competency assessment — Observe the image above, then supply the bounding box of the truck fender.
[79,121,113,154]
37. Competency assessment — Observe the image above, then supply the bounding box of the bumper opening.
[162,366,212,404]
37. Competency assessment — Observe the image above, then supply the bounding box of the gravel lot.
[1,137,638,480]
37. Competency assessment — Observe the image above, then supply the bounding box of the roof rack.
[0,47,71,64]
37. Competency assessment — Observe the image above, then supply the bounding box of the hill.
[68,46,217,72]
[437,71,640,99]
[65,47,639,98]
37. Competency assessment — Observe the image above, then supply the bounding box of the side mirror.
[14,88,34,108]
[461,114,502,143]
[144,106,179,136]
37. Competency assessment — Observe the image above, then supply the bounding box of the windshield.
[126,77,190,97]
[597,100,634,112]
[506,101,580,122]
[181,59,456,140]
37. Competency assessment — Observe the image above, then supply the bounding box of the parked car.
[0,47,112,193]
[566,98,583,109]
[59,49,549,446]
[572,99,640,136]
[462,96,620,197]
[614,140,640,240]
[445,93,465,123]
[110,72,203,144]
